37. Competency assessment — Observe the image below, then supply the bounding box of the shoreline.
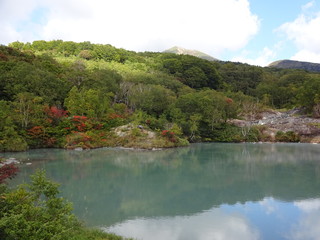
[1,141,318,157]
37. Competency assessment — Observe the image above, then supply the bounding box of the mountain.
[268,59,320,72]
[164,46,219,61]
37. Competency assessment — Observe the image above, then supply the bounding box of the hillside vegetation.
[1,40,320,151]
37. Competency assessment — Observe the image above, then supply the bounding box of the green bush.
[0,170,79,240]
[275,131,300,142]
[0,126,28,152]
[199,124,261,143]
[0,170,130,240]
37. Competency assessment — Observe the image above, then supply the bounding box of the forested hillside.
[1,40,320,151]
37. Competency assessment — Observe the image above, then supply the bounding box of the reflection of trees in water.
[8,143,320,226]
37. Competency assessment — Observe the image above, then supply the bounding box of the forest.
[1,40,320,151]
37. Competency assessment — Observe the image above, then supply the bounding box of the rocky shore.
[231,109,320,143]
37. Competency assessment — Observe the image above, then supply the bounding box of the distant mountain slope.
[164,46,219,61]
[268,59,320,72]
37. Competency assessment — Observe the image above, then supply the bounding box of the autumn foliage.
[161,130,176,142]
[71,116,88,132]
[0,163,19,184]
[45,106,68,125]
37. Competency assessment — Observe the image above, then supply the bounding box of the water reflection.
[106,197,320,240]
[290,199,320,240]
[105,208,260,240]
[4,143,320,239]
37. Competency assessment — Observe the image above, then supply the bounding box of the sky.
[1,0,320,66]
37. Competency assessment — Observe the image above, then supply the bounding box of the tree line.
[1,41,320,151]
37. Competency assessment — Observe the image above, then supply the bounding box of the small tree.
[0,170,80,240]
[64,86,84,116]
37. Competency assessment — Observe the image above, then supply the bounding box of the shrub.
[0,170,79,240]
[0,162,19,184]
[161,130,176,142]
[199,123,261,142]
[0,126,28,152]
[0,170,130,240]
[65,132,93,149]
[275,131,300,142]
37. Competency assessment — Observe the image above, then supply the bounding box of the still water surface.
[4,143,320,240]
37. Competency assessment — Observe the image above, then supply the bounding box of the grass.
[308,122,320,128]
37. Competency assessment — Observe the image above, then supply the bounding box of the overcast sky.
[1,0,320,66]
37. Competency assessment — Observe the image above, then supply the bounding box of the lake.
[4,143,320,240]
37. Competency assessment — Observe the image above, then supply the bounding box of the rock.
[310,136,320,144]
[232,109,320,142]
[6,158,20,164]
[0,158,20,166]
[147,131,156,138]
[74,147,83,151]
[113,124,134,137]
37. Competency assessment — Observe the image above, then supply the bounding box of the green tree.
[12,92,45,129]
[129,84,176,116]
[8,41,25,50]
[0,124,28,152]
[64,86,84,116]
[65,87,111,118]
[0,170,79,240]
[0,100,11,130]
[82,89,111,118]
[79,50,93,60]
[189,114,202,141]
[67,60,88,87]
[58,41,78,56]
[297,76,320,114]
[172,90,237,138]
[0,60,69,104]
[161,54,222,89]
[83,68,122,94]
[31,40,49,51]
[183,66,208,89]
[0,101,28,151]
[218,62,264,94]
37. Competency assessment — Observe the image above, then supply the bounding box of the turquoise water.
[4,143,320,240]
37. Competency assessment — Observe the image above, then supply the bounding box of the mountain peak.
[268,59,320,72]
[164,46,219,61]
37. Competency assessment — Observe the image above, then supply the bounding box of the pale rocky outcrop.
[231,109,320,143]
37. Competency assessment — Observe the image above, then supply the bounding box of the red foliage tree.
[45,106,68,125]
[0,163,19,184]
[72,116,88,132]
[161,130,176,142]
[27,126,44,137]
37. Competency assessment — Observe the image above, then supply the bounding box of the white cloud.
[291,50,320,63]
[0,0,259,56]
[290,198,320,240]
[0,0,38,43]
[294,199,320,213]
[278,7,320,63]
[302,1,316,11]
[231,47,276,66]
[258,197,277,214]
[104,208,260,240]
